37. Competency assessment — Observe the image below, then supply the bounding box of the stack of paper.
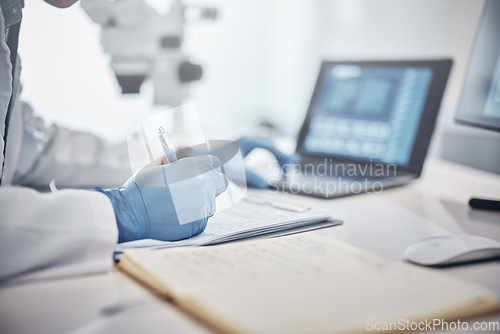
[116,197,341,252]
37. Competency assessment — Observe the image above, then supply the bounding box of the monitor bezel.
[455,0,500,133]
[296,59,453,175]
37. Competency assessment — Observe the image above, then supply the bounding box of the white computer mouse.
[404,234,500,266]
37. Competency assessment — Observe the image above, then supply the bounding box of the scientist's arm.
[11,101,131,189]
[0,155,227,282]
[0,187,118,282]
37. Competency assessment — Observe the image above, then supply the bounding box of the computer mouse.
[404,234,500,266]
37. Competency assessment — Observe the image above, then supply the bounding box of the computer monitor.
[456,0,500,132]
[456,0,500,211]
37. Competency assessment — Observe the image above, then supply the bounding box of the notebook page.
[121,234,498,334]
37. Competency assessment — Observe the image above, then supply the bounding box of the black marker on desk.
[469,198,500,212]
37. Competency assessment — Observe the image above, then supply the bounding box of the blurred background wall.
[19,0,500,173]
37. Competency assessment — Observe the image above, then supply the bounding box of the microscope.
[80,0,216,107]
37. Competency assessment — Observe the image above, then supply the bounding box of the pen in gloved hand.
[158,127,177,163]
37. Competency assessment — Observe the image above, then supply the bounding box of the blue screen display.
[303,64,433,165]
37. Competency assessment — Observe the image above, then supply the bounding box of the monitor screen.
[456,0,500,132]
[302,64,433,165]
[297,59,453,173]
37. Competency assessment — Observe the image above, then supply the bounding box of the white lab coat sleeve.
[10,101,132,189]
[0,186,118,283]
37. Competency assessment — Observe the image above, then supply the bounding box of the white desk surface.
[1,158,500,334]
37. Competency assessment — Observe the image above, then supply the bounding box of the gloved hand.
[236,136,300,189]
[94,155,228,243]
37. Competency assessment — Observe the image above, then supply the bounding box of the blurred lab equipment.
[80,0,216,106]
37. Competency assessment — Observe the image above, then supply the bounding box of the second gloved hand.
[94,155,228,243]
[236,136,300,189]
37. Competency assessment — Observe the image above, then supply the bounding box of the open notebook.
[118,233,499,334]
[116,197,341,253]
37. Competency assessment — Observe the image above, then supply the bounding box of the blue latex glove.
[94,155,228,243]
[236,136,300,189]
